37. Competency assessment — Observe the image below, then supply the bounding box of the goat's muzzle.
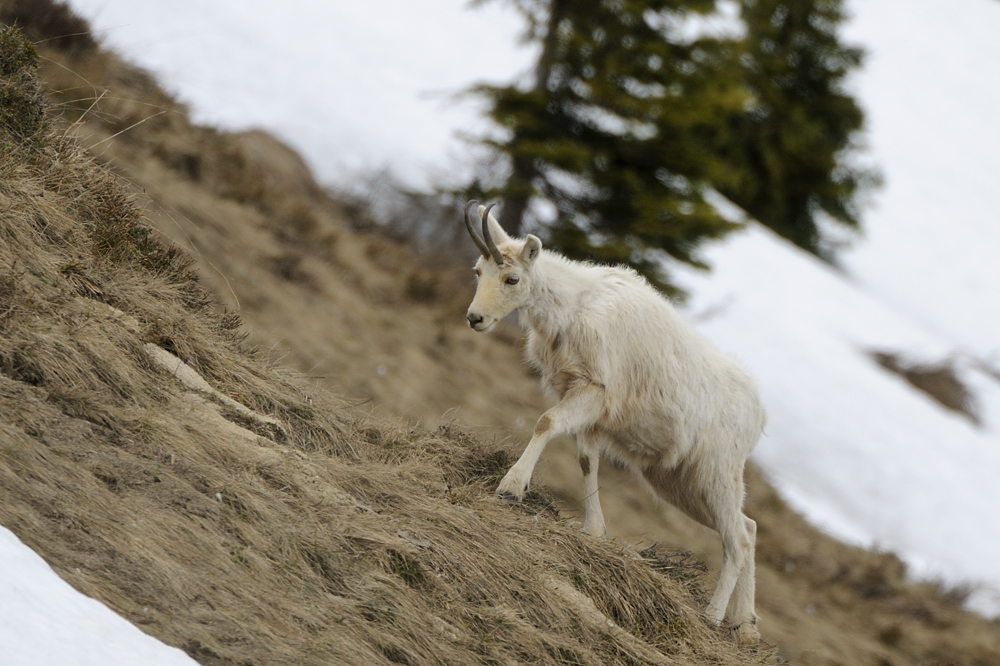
[467,312,485,330]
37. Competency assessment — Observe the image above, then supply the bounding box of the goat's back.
[528,263,764,468]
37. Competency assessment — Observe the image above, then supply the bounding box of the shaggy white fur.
[464,203,766,644]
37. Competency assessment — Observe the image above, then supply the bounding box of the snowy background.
[5,0,999,660]
[70,0,538,190]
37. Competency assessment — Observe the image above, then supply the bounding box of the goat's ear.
[522,235,542,266]
[479,204,512,244]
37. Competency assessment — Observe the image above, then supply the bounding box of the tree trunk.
[500,0,566,237]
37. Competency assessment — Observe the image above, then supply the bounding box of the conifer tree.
[469,0,747,292]
[467,0,874,288]
[716,0,877,256]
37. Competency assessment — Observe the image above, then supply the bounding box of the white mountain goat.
[462,201,766,645]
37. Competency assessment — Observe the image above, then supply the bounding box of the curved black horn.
[480,203,505,265]
[464,200,490,259]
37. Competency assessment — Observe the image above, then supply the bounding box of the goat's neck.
[519,253,588,337]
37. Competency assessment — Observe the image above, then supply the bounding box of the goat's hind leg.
[495,387,602,502]
[705,493,754,632]
[725,515,759,646]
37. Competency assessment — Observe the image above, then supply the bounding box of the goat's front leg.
[495,387,603,502]
[576,432,606,537]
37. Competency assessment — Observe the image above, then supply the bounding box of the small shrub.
[877,622,903,646]
[387,549,425,588]
[404,270,438,303]
[0,0,96,55]
[0,27,46,145]
[872,351,980,424]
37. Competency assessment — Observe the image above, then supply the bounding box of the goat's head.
[464,201,542,332]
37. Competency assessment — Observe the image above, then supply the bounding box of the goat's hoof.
[735,621,760,647]
[494,474,527,502]
[703,608,725,627]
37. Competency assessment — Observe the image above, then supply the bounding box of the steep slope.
[0,24,765,666]
[5,3,1000,665]
[27,16,534,433]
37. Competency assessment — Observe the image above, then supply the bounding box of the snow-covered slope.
[674,220,1000,616]
[0,527,197,666]
[64,0,535,189]
[54,0,1000,619]
[841,0,1000,358]
[673,0,1000,613]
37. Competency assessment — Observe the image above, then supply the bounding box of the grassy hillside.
[0,23,770,666]
[2,2,1000,664]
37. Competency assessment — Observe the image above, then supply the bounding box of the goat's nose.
[467,312,484,328]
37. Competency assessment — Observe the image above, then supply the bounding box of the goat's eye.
[505,275,520,285]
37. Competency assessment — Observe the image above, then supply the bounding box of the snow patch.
[0,527,197,665]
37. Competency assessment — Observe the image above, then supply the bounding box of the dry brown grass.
[3,380,758,664]
[0,21,777,666]
[4,4,1000,665]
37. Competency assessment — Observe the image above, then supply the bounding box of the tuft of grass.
[387,549,426,589]
[0,27,45,145]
